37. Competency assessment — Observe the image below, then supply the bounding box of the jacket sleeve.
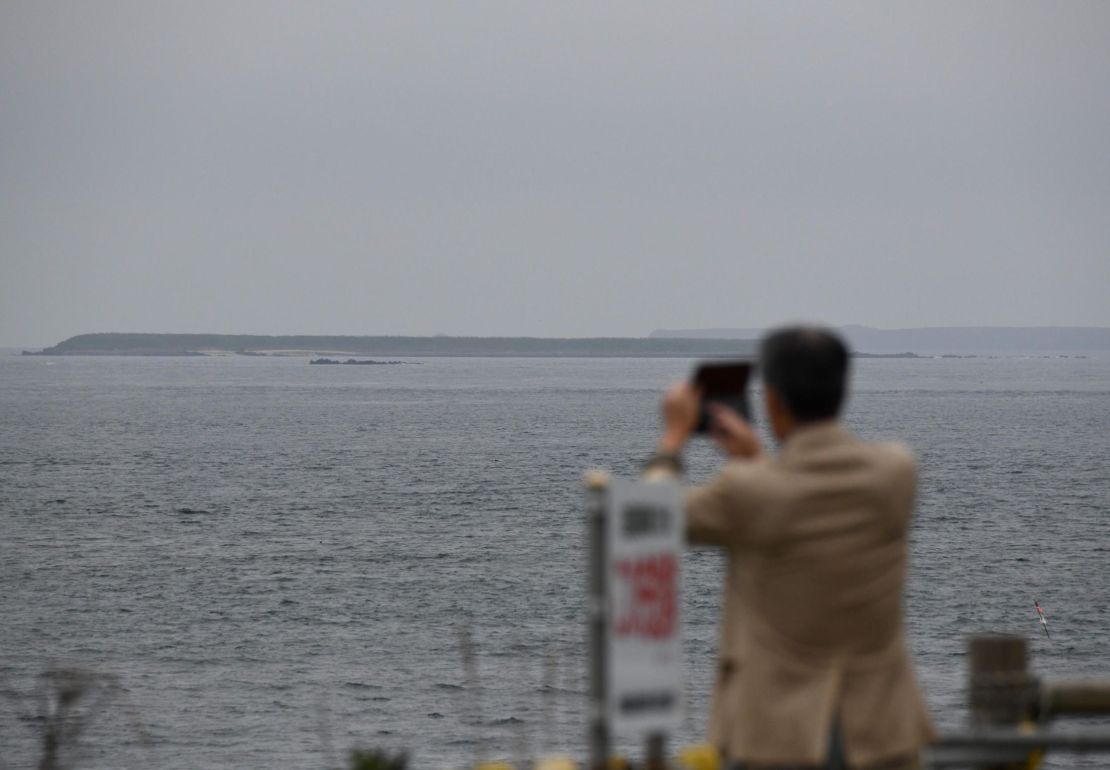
[685,463,757,546]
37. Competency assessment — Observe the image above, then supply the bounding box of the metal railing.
[927,634,1110,768]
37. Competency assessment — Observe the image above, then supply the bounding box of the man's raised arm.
[644,383,764,546]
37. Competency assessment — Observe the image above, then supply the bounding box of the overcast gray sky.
[2,2,1108,346]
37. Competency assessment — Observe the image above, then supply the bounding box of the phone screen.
[692,360,753,433]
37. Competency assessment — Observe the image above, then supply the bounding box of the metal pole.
[927,730,1110,768]
[585,471,610,770]
[458,625,486,767]
[1040,680,1110,718]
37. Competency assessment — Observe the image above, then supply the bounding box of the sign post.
[585,472,611,770]
[586,473,683,769]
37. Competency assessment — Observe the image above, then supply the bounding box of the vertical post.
[645,731,666,770]
[968,634,1034,729]
[967,634,1039,770]
[458,626,486,767]
[585,471,611,770]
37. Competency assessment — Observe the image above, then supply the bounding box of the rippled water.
[1,353,1108,768]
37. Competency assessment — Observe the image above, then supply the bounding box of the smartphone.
[693,360,753,433]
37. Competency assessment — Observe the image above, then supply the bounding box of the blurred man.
[646,326,934,769]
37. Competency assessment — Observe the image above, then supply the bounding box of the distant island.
[24,333,759,358]
[29,329,1099,358]
[649,325,1110,353]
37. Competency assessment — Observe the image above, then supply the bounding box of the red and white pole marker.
[1034,600,1050,639]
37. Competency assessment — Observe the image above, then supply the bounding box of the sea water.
[1,353,1108,768]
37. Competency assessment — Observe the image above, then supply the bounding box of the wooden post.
[968,634,1035,728]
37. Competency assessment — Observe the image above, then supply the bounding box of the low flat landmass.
[28,326,1110,359]
[26,333,760,358]
[27,328,1102,358]
[651,325,1110,353]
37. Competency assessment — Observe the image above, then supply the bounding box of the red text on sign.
[613,553,677,640]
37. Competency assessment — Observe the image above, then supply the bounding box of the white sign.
[604,477,683,736]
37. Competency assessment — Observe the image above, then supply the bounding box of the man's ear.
[764,386,782,420]
[764,386,792,442]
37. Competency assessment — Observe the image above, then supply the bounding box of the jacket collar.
[778,420,855,461]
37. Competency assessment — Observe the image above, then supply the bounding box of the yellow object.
[1014,722,1043,769]
[676,744,721,770]
[534,756,577,770]
[606,756,630,770]
[475,762,514,770]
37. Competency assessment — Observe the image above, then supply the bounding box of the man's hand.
[658,382,700,454]
[708,403,763,460]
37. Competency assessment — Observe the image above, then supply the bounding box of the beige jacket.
[683,422,935,767]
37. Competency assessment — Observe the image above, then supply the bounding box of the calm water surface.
[1,354,1108,768]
